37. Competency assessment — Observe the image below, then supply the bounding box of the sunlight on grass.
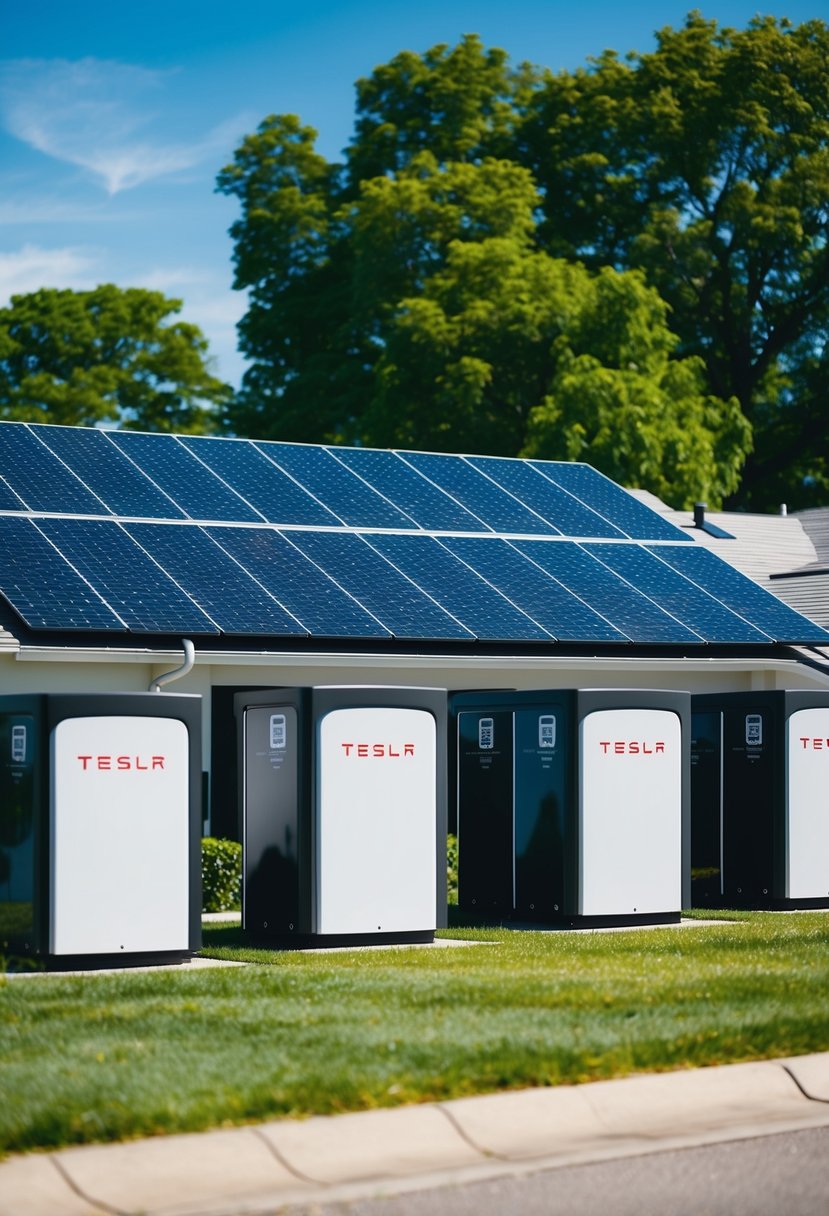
[1,912,827,1155]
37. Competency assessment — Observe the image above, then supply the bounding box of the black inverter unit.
[691,691,829,909]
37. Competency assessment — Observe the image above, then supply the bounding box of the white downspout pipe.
[149,639,195,692]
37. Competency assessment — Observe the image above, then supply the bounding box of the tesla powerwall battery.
[0,692,202,965]
[579,708,682,916]
[50,716,190,955]
[691,691,829,909]
[236,686,447,947]
[451,688,689,928]
[787,708,829,900]
[316,706,437,935]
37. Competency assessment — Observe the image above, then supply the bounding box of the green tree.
[217,30,760,504]
[0,286,230,432]
[519,14,829,508]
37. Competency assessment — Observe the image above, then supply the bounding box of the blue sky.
[2,1,824,388]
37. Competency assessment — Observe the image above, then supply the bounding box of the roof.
[0,421,827,656]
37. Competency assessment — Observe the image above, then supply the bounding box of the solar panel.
[36,518,219,634]
[366,533,552,641]
[402,451,559,535]
[331,447,489,532]
[180,437,341,527]
[513,540,703,643]
[466,456,626,539]
[124,523,308,636]
[258,442,414,528]
[584,543,772,643]
[207,526,391,639]
[0,517,125,631]
[36,425,187,519]
[0,423,109,515]
[649,545,829,644]
[286,530,475,639]
[533,462,691,542]
[109,431,263,522]
[0,476,25,511]
[440,536,630,642]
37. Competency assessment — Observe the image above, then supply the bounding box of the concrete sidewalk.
[2,1053,828,1216]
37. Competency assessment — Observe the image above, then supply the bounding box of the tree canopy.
[0,286,230,433]
[218,16,829,509]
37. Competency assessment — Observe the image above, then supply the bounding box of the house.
[1,421,828,839]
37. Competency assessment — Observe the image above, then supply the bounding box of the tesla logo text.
[340,743,415,758]
[798,738,829,750]
[599,741,665,755]
[76,755,166,771]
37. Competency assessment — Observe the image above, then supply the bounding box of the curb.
[1,1053,828,1216]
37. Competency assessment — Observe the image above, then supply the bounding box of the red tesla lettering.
[152,756,164,770]
[629,742,640,754]
[77,755,92,770]
[357,744,369,757]
[815,739,823,750]
[372,744,385,757]
[404,744,415,757]
[97,756,111,770]
[341,743,353,756]
[600,742,610,753]
[117,756,130,770]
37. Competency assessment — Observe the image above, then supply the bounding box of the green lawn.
[1,912,828,1157]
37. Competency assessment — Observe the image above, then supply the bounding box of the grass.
[1,911,828,1157]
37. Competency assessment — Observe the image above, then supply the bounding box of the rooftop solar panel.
[286,530,475,639]
[36,518,219,634]
[440,535,630,642]
[533,462,691,542]
[513,539,703,643]
[180,437,341,527]
[367,533,553,641]
[259,442,414,528]
[331,447,489,532]
[466,456,626,539]
[0,516,125,631]
[584,543,772,643]
[402,451,559,535]
[109,431,263,522]
[124,523,308,636]
[648,544,829,644]
[207,526,391,639]
[0,476,25,511]
[0,423,109,516]
[36,425,187,519]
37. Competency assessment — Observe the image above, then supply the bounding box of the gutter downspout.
[149,639,195,692]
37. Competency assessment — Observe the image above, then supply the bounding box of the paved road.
[281,1127,829,1216]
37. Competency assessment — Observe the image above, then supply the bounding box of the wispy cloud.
[0,243,99,301]
[0,58,249,195]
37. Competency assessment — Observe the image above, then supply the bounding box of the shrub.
[201,837,242,913]
[447,833,458,906]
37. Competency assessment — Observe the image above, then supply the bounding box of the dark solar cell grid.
[366,533,551,641]
[259,443,414,528]
[514,540,703,643]
[442,536,629,641]
[332,447,488,532]
[649,545,829,644]
[109,431,262,522]
[124,523,308,636]
[401,452,558,535]
[0,423,109,516]
[287,530,474,639]
[181,437,341,527]
[37,518,219,634]
[533,462,691,542]
[37,425,186,519]
[467,456,626,539]
[0,517,124,631]
[585,543,772,643]
[209,527,391,638]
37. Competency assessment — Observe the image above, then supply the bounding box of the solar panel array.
[0,421,827,647]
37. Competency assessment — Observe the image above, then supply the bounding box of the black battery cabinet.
[691,691,829,909]
[0,693,202,967]
[451,689,691,928]
[236,686,448,947]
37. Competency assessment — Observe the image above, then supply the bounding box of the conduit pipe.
[149,638,195,692]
